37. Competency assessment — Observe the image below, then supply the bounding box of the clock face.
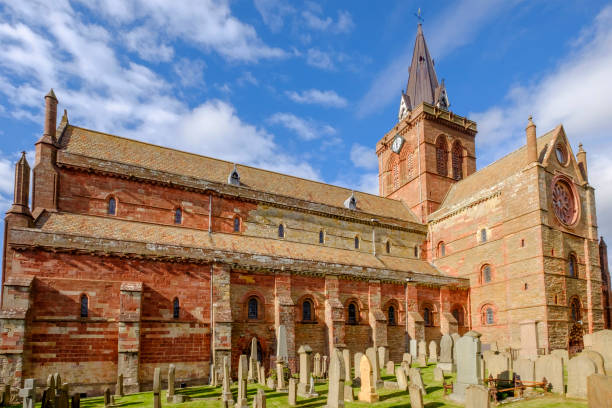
[391,136,404,153]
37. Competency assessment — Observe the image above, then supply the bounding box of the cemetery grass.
[51,364,586,408]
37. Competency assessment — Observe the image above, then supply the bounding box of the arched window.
[451,306,464,326]
[452,142,463,180]
[569,254,578,278]
[486,308,494,325]
[348,302,358,325]
[319,230,325,244]
[570,297,581,322]
[234,217,241,232]
[108,197,116,215]
[480,228,487,242]
[436,136,448,176]
[80,294,88,318]
[278,224,285,238]
[423,307,432,326]
[354,236,360,249]
[437,242,446,257]
[481,305,495,325]
[174,208,182,224]
[248,297,259,320]
[482,264,492,284]
[173,298,180,319]
[302,299,313,322]
[386,241,391,254]
[388,305,396,325]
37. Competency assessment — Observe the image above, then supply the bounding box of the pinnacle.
[45,88,57,100]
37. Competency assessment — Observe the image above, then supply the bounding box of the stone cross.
[248,337,258,382]
[104,388,111,407]
[353,352,364,379]
[288,378,297,406]
[365,347,382,388]
[18,379,36,408]
[276,325,289,363]
[297,345,312,396]
[167,364,175,402]
[357,354,379,403]
[342,349,351,381]
[236,354,248,408]
[153,367,161,408]
[326,348,345,408]
[116,373,124,397]
[313,353,321,378]
[450,331,482,403]
[409,383,424,408]
[428,340,438,363]
[222,356,234,404]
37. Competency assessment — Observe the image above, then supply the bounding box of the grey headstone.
[326,348,345,408]
[276,325,289,363]
[288,378,297,406]
[222,356,234,404]
[434,367,444,381]
[385,360,394,375]
[365,347,382,388]
[342,349,351,381]
[104,388,111,407]
[534,354,564,394]
[297,344,313,396]
[313,353,321,378]
[343,384,354,402]
[450,331,483,403]
[116,373,124,397]
[408,367,426,395]
[167,364,175,400]
[395,366,408,391]
[254,389,266,408]
[428,341,438,363]
[408,383,423,408]
[19,379,36,408]
[567,354,597,398]
[465,384,490,408]
[236,354,248,407]
[514,358,535,383]
[587,373,612,408]
[440,334,453,364]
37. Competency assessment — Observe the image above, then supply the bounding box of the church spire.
[399,24,449,120]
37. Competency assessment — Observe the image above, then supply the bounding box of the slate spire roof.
[399,24,449,120]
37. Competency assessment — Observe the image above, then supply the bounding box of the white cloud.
[237,71,258,87]
[286,89,347,108]
[302,9,354,34]
[254,0,295,32]
[173,58,206,87]
[306,48,335,70]
[471,5,612,241]
[268,113,335,141]
[124,26,174,62]
[350,144,378,170]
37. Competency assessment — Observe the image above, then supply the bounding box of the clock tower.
[376,23,478,222]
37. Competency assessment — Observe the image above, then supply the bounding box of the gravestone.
[439,334,454,372]
[590,329,612,373]
[401,361,410,373]
[71,393,80,408]
[514,359,535,382]
[395,366,408,391]
[434,367,444,381]
[277,325,289,363]
[357,355,379,403]
[276,362,287,391]
[288,378,297,406]
[297,345,313,396]
[322,355,328,378]
[408,383,423,408]
[567,354,597,398]
[254,389,266,408]
[257,362,264,385]
[465,384,490,408]
[59,383,69,408]
[429,341,438,363]
[326,348,345,408]
[266,377,276,391]
[222,356,234,405]
[210,363,218,386]
[584,333,593,349]
[410,339,418,358]
[581,350,606,374]
[418,340,427,360]
[385,361,394,375]
[365,347,382,388]
[46,374,56,402]
[167,364,175,402]
[378,346,388,367]
[342,349,351,381]
[313,353,321,378]
[550,349,569,367]
[115,373,124,397]
[19,379,36,408]
[587,373,612,408]
[308,376,318,397]
[417,353,427,367]
[450,331,483,403]
[534,354,563,394]
[487,352,510,380]
[402,353,411,363]
[236,354,248,408]
[409,367,426,394]
[451,333,461,366]
[248,337,258,383]
[153,368,161,408]
[104,388,111,407]
[353,352,364,379]
[343,385,354,402]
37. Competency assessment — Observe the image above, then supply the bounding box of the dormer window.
[344,192,357,210]
[228,164,240,186]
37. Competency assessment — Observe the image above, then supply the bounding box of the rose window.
[552,179,576,225]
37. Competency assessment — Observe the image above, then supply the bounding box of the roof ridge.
[66,124,401,204]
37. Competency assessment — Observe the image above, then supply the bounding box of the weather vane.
[414,8,424,23]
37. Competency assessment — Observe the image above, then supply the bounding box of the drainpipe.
[208,194,212,233]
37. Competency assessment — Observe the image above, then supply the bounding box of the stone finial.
[577,142,588,180]
[526,115,537,163]
[8,151,31,218]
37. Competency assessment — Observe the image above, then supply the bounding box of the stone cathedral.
[1,24,610,394]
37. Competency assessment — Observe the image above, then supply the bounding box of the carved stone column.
[324,276,345,354]
[117,282,142,393]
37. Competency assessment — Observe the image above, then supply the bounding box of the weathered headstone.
[395,366,408,391]
[408,383,423,408]
[514,358,535,382]
[353,352,364,379]
[104,388,111,407]
[153,368,161,408]
[276,362,286,391]
[409,367,426,394]
[365,347,382,388]
[487,352,511,380]
[266,377,276,391]
[71,393,80,408]
[378,346,388,367]
[450,331,483,403]
[167,364,175,402]
[46,374,56,402]
[581,350,606,374]
[0,384,9,406]
[439,334,454,372]
[115,373,124,397]
[210,363,218,386]
[402,353,411,363]
[357,354,379,403]
[534,354,564,394]
[587,373,612,408]
[567,354,597,398]
[410,339,418,358]
[385,360,394,375]
[451,333,461,366]
[276,325,289,363]
[236,354,248,408]
[342,349,351,381]
[59,383,70,408]
[288,378,297,406]
[550,349,569,367]
[343,385,354,402]
[257,362,264,385]
[417,353,427,367]
[418,340,427,361]
[254,389,266,408]
[465,384,490,408]
[18,379,36,408]
[322,355,328,378]
[308,376,318,397]
[297,345,313,396]
[313,353,322,378]
[222,356,234,405]
[428,341,438,363]
[326,348,345,408]
[591,329,612,373]
[434,367,444,381]
[248,337,258,383]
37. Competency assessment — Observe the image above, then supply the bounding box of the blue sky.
[0,0,611,242]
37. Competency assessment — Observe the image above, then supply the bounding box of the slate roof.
[404,24,440,111]
[429,126,560,220]
[57,125,421,224]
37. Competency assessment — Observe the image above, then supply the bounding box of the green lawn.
[44,364,586,408]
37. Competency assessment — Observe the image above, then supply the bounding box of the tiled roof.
[58,125,420,224]
[32,212,442,277]
[430,126,560,219]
